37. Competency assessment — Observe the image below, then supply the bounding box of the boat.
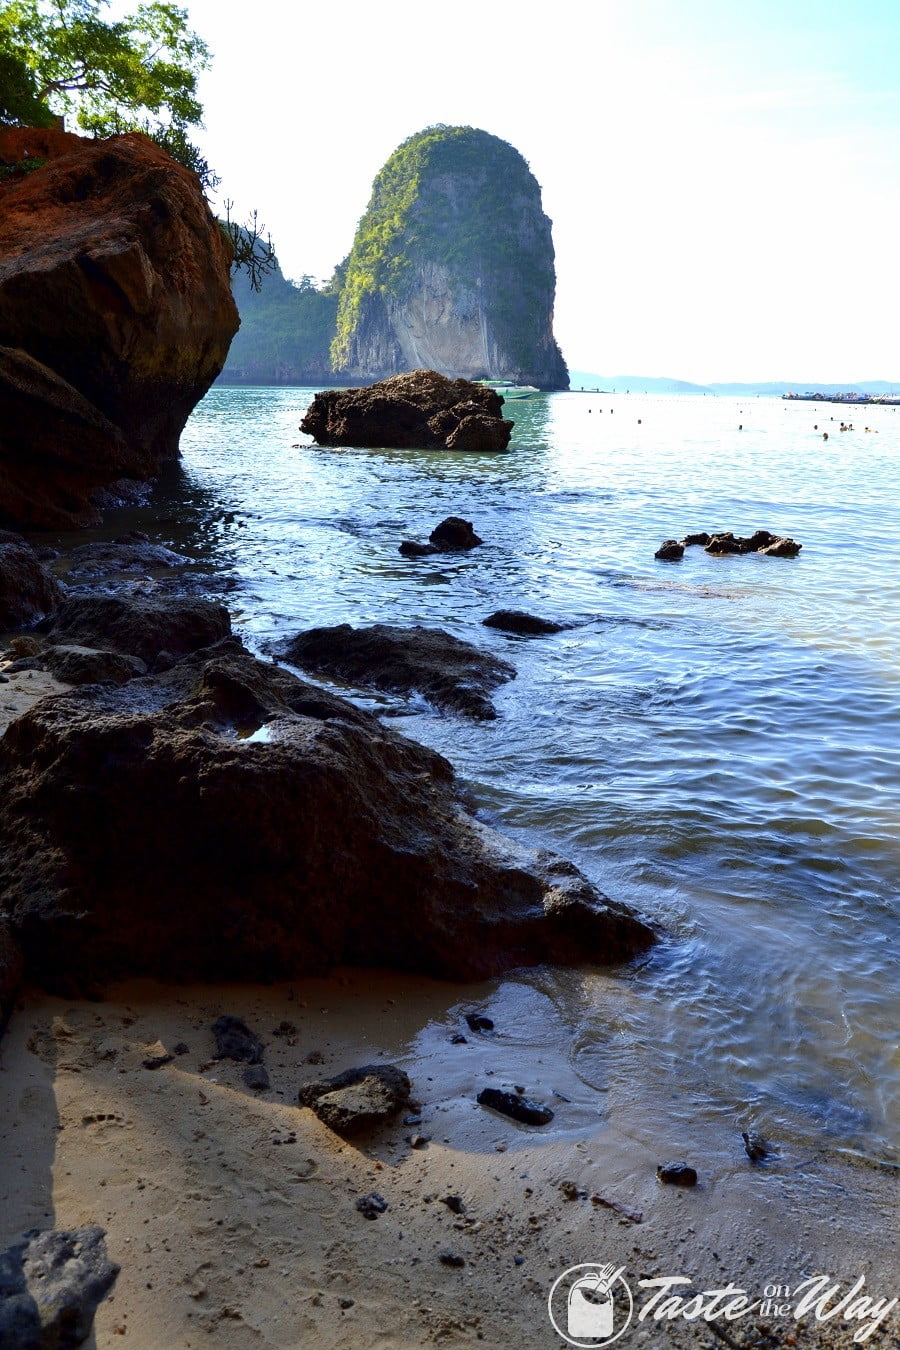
[475,379,540,400]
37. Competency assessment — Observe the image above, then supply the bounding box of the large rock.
[0,128,239,528]
[0,1225,119,1349]
[0,640,654,991]
[330,126,568,389]
[277,622,516,719]
[43,594,231,668]
[300,370,513,451]
[0,530,64,628]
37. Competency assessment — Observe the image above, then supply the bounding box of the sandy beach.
[1,971,896,1349]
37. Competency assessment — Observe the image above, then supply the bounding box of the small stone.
[242,1065,270,1092]
[449,1034,467,1045]
[482,610,565,636]
[173,1042,190,1056]
[477,1088,554,1126]
[212,1015,264,1065]
[464,1013,494,1034]
[299,1064,411,1136]
[355,1192,388,1220]
[441,1195,466,1215]
[141,1041,174,1070]
[399,540,439,557]
[339,1297,354,1309]
[559,1180,581,1201]
[439,1251,465,1267]
[514,1255,524,1266]
[742,1130,768,1161]
[657,1161,698,1187]
[406,1133,430,1149]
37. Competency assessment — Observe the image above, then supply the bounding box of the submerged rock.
[64,535,190,579]
[298,1064,411,1135]
[300,370,513,451]
[482,610,565,636]
[0,1224,119,1348]
[654,539,685,561]
[429,516,482,550]
[0,128,238,528]
[0,637,654,991]
[0,531,65,628]
[277,622,515,720]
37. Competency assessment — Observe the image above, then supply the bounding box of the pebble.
[439,1251,465,1267]
[657,1162,698,1187]
[355,1192,388,1220]
[465,1013,494,1034]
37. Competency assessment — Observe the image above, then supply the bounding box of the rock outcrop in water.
[301,370,513,451]
[0,634,653,1012]
[330,126,568,389]
[0,127,238,528]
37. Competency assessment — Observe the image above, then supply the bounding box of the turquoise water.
[139,390,900,1165]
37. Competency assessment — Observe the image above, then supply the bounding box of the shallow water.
[51,388,900,1166]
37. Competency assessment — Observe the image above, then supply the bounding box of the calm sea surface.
[84,389,900,1165]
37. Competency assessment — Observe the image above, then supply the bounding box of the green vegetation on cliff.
[331,125,562,377]
[220,258,338,385]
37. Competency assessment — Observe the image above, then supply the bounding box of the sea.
[55,388,900,1169]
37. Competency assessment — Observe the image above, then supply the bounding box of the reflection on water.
[46,388,900,1165]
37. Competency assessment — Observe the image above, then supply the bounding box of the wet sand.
[1,973,896,1348]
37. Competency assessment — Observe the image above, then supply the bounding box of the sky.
[173,0,900,384]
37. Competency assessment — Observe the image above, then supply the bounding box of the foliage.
[0,0,209,141]
[331,125,557,371]
[0,47,57,123]
[221,257,339,383]
[219,203,278,293]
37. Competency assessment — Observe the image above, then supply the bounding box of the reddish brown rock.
[300,370,513,451]
[0,129,238,528]
[0,640,654,991]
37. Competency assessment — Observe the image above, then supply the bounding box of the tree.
[0,0,209,140]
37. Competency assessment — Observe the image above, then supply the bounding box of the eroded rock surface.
[300,370,513,451]
[0,531,64,628]
[277,622,515,719]
[0,128,238,528]
[298,1064,411,1135]
[0,640,654,992]
[0,1224,119,1349]
[43,594,231,668]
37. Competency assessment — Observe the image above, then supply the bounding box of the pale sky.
[177,0,900,384]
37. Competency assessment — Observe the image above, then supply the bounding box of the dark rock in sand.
[355,1192,388,1220]
[0,636,654,989]
[654,539,685,561]
[439,1251,466,1267]
[482,610,565,636]
[429,516,482,551]
[0,1224,119,1348]
[477,1088,554,1126]
[43,595,230,668]
[212,1015,264,1065]
[441,1195,466,1215]
[42,644,147,686]
[298,1064,411,1135]
[277,622,515,720]
[243,1065,271,1092]
[0,531,65,629]
[0,127,238,529]
[141,1042,174,1070]
[300,370,513,452]
[464,1013,495,1034]
[656,1161,698,1186]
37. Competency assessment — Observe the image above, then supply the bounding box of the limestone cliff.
[332,127,568,390]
